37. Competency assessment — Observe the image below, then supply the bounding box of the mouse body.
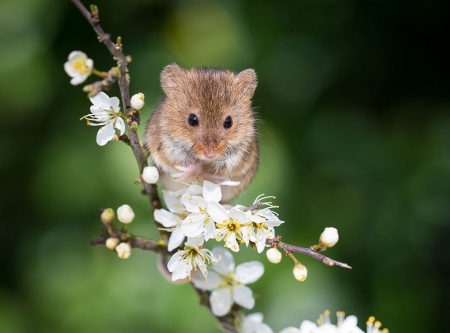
[145,64,259,203]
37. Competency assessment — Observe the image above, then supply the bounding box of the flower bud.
[130,93,145,110]
[117,204,135,224]
[116,242,131,259]
[142,166,159,184]
[266,248,282,264]
[101,208,115,225]
[293,262,307,281]
[105,237,120,250]
[319,227,339,248]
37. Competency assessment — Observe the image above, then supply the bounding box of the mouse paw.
[172,164,202,184]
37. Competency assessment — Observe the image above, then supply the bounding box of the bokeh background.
[1,0,449,332]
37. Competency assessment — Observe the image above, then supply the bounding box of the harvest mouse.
[145,63,259,203]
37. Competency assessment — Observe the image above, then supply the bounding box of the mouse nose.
[204,151,217,159]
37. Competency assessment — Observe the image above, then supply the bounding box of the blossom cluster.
[279,311,388,333]
[236,311,389,333]
[154,180,283,281]
[152,180,282,316]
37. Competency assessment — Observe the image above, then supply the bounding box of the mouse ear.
[161,63,186,95]
[235,68,257,99]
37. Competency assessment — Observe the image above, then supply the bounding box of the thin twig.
[71,0,161,211]
[267,237,352,269]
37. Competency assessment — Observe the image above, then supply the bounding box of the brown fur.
[145,63,259,202]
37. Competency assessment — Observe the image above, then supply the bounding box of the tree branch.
[267,237,352,269]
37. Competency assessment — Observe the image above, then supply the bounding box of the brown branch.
[71,0,161,211]
[267,237,352,269]
[91,223,164,253]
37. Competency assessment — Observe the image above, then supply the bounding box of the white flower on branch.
[64,50,93,85]
[130,92,145,110]
[117,204,135,224]
[180,181,223,241]
[240,313,273,333]
[212,205,248,252]
[116,242,131,259]
[81,92,125,146]
[142,166,159,184]
[167,237,217,281]
[154,191,191,251]
[154,209,185,251]
[192,247,264,317]
[279,311,381,333]
[241,195,284,253]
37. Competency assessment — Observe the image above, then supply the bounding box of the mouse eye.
[223,116,233,129]
[188,114,199,127]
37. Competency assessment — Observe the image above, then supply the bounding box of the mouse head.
[160,63,257,162]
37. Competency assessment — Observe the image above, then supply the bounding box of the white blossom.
[241,313,273,333]
[319,227,339,248]
[211,205,249,252]
[154,208,186,252]
[117,204,135,224]
[130,92,145,110]
[241,196,284,253]
[81,92,125,146]
[154,191,190,251]
[167,238,217,281]
[64,51,93,85]
[279,311,384,333]
[180,181,223,241]
[142,166,159,184]
[116,242,131,259]
[192,247,264,316]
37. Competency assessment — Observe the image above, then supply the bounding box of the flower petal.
[96,124,115,146]
[203,180,222,203]
[68,50,87,61]
[114,116,125,136]
[162,190,185,215]
[206,201,228,223]
[70,75,87,85]
[211,247,235,275]
[192,271,221,290]
[299,320,319,333]
[203,219,216,242]
[181,194,206,213]
[167,228,185,252]
[235,261,264,284]
[154,209,179,227]
[245,313,263,324]
[109,96,120,112]
[233,284,254,309]
[229,207,248,225]
[90,91,111,108]
[279,328,301,333]
[181,213,205,237]
[210,288,233,316]
[185,235,205,247]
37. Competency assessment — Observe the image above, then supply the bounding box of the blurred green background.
[1,0,449,332]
